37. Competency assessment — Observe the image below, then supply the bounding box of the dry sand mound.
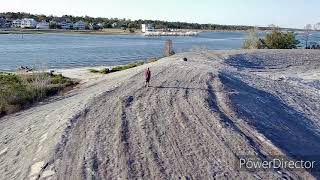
[1,50,320,180]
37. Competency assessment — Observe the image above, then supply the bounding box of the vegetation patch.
[88,69,99,73]
[88,59,156,74]
[0,72,76,116]
[243,28,300,49]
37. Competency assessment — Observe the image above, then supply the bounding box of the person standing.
[144,68,151,87]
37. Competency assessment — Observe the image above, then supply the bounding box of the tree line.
[1,12,261,30]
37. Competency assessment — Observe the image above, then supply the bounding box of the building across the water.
[59,21,73,29]
[21,18,37,28]
[0,17,6,28]
[73,21,86,30]
[36,21,50,29]
[144,31,198,36]
[141,24,155,33]
[12,19,22,28]
[111,22,118,28]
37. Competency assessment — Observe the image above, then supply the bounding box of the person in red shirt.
[144,68,151,87]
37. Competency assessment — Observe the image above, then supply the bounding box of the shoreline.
[1,28,307,35]
[1,60,157,83]
[0,28,269,35]
[0,28,143,35]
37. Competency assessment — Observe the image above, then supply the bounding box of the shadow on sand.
[153,86,208,91]
[217,72,320,177]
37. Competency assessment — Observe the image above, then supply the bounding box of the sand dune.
[1,50,320,180]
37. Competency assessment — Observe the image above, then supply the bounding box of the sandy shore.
[53,66,110,83]
[1,50,320,179]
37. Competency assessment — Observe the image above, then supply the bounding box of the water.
[0,31,319,71]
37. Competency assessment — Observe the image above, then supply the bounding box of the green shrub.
[88,69,99,73]
[0,73,75,115]
[129,28,135,33]
[243,29,300,49]
[88,61,147,74]
[111,66,126,72]
[0,74,30,112]
[100,68,110,74]
[112,61,145,72]
[260,31,299,49]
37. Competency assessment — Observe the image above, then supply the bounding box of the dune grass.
[112,61,145,71]
[0,72,75,116]
[88,59,157,75]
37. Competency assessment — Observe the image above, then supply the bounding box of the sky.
[1,0,319,28]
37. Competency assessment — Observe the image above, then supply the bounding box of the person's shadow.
[153,85,208,91]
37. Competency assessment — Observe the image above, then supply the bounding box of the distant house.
[36,21,50,29]
[89,23,101,30]
[111,22,118,28]
[12,19,22,28]
[73,21,86,30]
[5,20,12,28]
[59,21,73,29]
[141,24,155,33]
[0,17,7,28]
[21,18,37,28]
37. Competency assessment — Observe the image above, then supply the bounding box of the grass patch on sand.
[112,61,145,71]
[88,58,158,75]
[0,72,76,116]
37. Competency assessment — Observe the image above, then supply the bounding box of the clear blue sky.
[1,0,319,28]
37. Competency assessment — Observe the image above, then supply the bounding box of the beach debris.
[49,70,55,75]
[183,57,188,61]
[17,66,32,72]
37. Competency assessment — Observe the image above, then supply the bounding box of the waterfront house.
[141,24,155,33]
[73,21,86,30]
[36,21,50,29]
[21,18,37,28]
[89,23,103,30]
[111,22,118,28]
[5,20,12,28]
[0,18,6,28]
[59,21,73,29]
[12,19,22,28]
[89,23,102,30]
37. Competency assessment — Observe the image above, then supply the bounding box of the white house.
[111,22,118,28]
[73,21,86,30]
[36,21,50,29]
[21,18,37,28]
[12,19,22,28]
[141,24,155,33]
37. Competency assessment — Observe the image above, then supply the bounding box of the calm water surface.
[0,31,318,71]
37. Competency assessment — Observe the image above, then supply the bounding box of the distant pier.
[144,31,199,36]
